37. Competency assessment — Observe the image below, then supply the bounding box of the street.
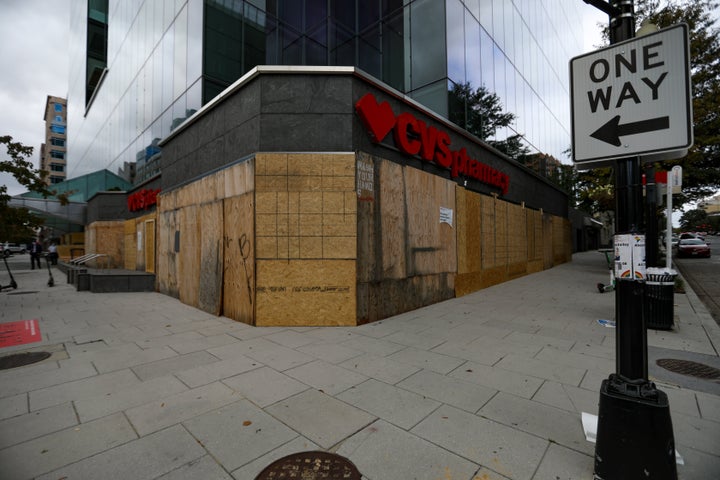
[673,234,720,327]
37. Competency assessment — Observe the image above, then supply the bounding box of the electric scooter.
[46,254,55,287]
[597,248,615,293]
[1,255,18,291]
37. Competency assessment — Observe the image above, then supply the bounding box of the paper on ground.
[581,412,684,465]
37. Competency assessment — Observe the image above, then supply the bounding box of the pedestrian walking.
[30,240,43,269]
[48,242,58,265]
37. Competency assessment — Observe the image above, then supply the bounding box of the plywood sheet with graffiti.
[223,193,255,325]
[255,259,356,326]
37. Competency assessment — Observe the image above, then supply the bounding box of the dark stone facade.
[161,69,567,218]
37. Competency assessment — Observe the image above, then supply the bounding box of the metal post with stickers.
[574,1,693,479]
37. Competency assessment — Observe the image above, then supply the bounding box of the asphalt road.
[672,234,720,327]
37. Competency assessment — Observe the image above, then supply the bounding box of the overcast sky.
[0,0,70,196]
[0,1,608,198]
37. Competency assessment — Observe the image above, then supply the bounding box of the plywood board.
[179,205,201,307]
[124,219,136,270]
[356,153,376,285]
[223,193,255,325]
[255,259,356,326]
[157,209,179,297]
[378,160,406,279]
[456,188,482,275]
[481,195,496,269]
[507,203,527,264]
[145,219,156,274]
[198,201,223,315]
[403,167,457,276]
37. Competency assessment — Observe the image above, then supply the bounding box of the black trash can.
[645,268,677,330]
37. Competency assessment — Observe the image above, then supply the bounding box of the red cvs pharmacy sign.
[355,93,509,194]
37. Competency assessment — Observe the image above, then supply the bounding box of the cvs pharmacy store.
[152,67,570,327]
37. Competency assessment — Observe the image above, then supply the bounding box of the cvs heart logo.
[355,94,396,143]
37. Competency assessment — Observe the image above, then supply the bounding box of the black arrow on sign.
[590,115,670,146]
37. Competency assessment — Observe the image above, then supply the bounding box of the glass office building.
[67,0,586,183]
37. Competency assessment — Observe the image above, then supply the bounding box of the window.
[54,103,63,112]
[55,115,63,122]
[50,176,64,184]
[50,125,66,134]
[86,0,108,105]
[50,138,65,147]
[50,150,65,159]
[50,164,65,172]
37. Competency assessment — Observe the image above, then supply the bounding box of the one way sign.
[570,23,692,166]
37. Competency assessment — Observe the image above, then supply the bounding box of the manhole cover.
[0,351,52,370]
[254,451,361,480]
[656,358,720,380]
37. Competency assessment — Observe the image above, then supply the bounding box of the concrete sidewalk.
[1,251,718,480]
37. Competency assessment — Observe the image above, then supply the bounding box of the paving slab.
[125,382,240,436]
[337,419,479,480]
[0,393,28,420]
[411,405,548,480]
[183,400,298,471]
[0,402,77,449]
[532,442,594,480]
[449,361,544,399]
[397,369,498,413]
[0,412,136,480]
[29,368,139,410]
[339,353,421,384]
[0,358,97,398]
[175,355,261,388]
[296,341,364,364]
[386,346,467,374]
[74,375,189,422]
[131,351,219,380]
[493,353,587,387]
[36,424,205,480]
[285,359,368,395]
[336,379,441,429]
[222,366,309,407]
[157,455,234,480]
[167,333,238,355]
[479,391,594,455]
[265,389,376,449]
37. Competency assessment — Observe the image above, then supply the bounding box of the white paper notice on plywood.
[439,207,453,227]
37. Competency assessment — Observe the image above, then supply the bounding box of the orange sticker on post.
[0,320,42,348]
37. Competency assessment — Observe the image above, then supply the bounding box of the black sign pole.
[584,2,678,479]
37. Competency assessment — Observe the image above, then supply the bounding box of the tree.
[679,208,708,231]
[448,82,531,159]
[642,1,719,205]
[596,0,720,207]
[0,135,54,241]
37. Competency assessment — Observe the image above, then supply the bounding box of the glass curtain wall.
[68,0,204,181]
[201,0,583,162]
[68,0,585,184]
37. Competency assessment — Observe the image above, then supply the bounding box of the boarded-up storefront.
[150,68,571,327]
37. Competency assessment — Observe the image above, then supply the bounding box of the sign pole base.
[594,375,677,480]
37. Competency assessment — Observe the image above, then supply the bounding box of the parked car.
[675,238,711,258]
[2,243,27,256]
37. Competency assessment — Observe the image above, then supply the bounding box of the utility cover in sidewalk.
[0,351,52,370]
[656,358,720,380]
[254,451,361,480]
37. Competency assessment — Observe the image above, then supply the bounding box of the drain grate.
[0,351,52,370]
[254,451,361,480]
[656,358,720,380]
